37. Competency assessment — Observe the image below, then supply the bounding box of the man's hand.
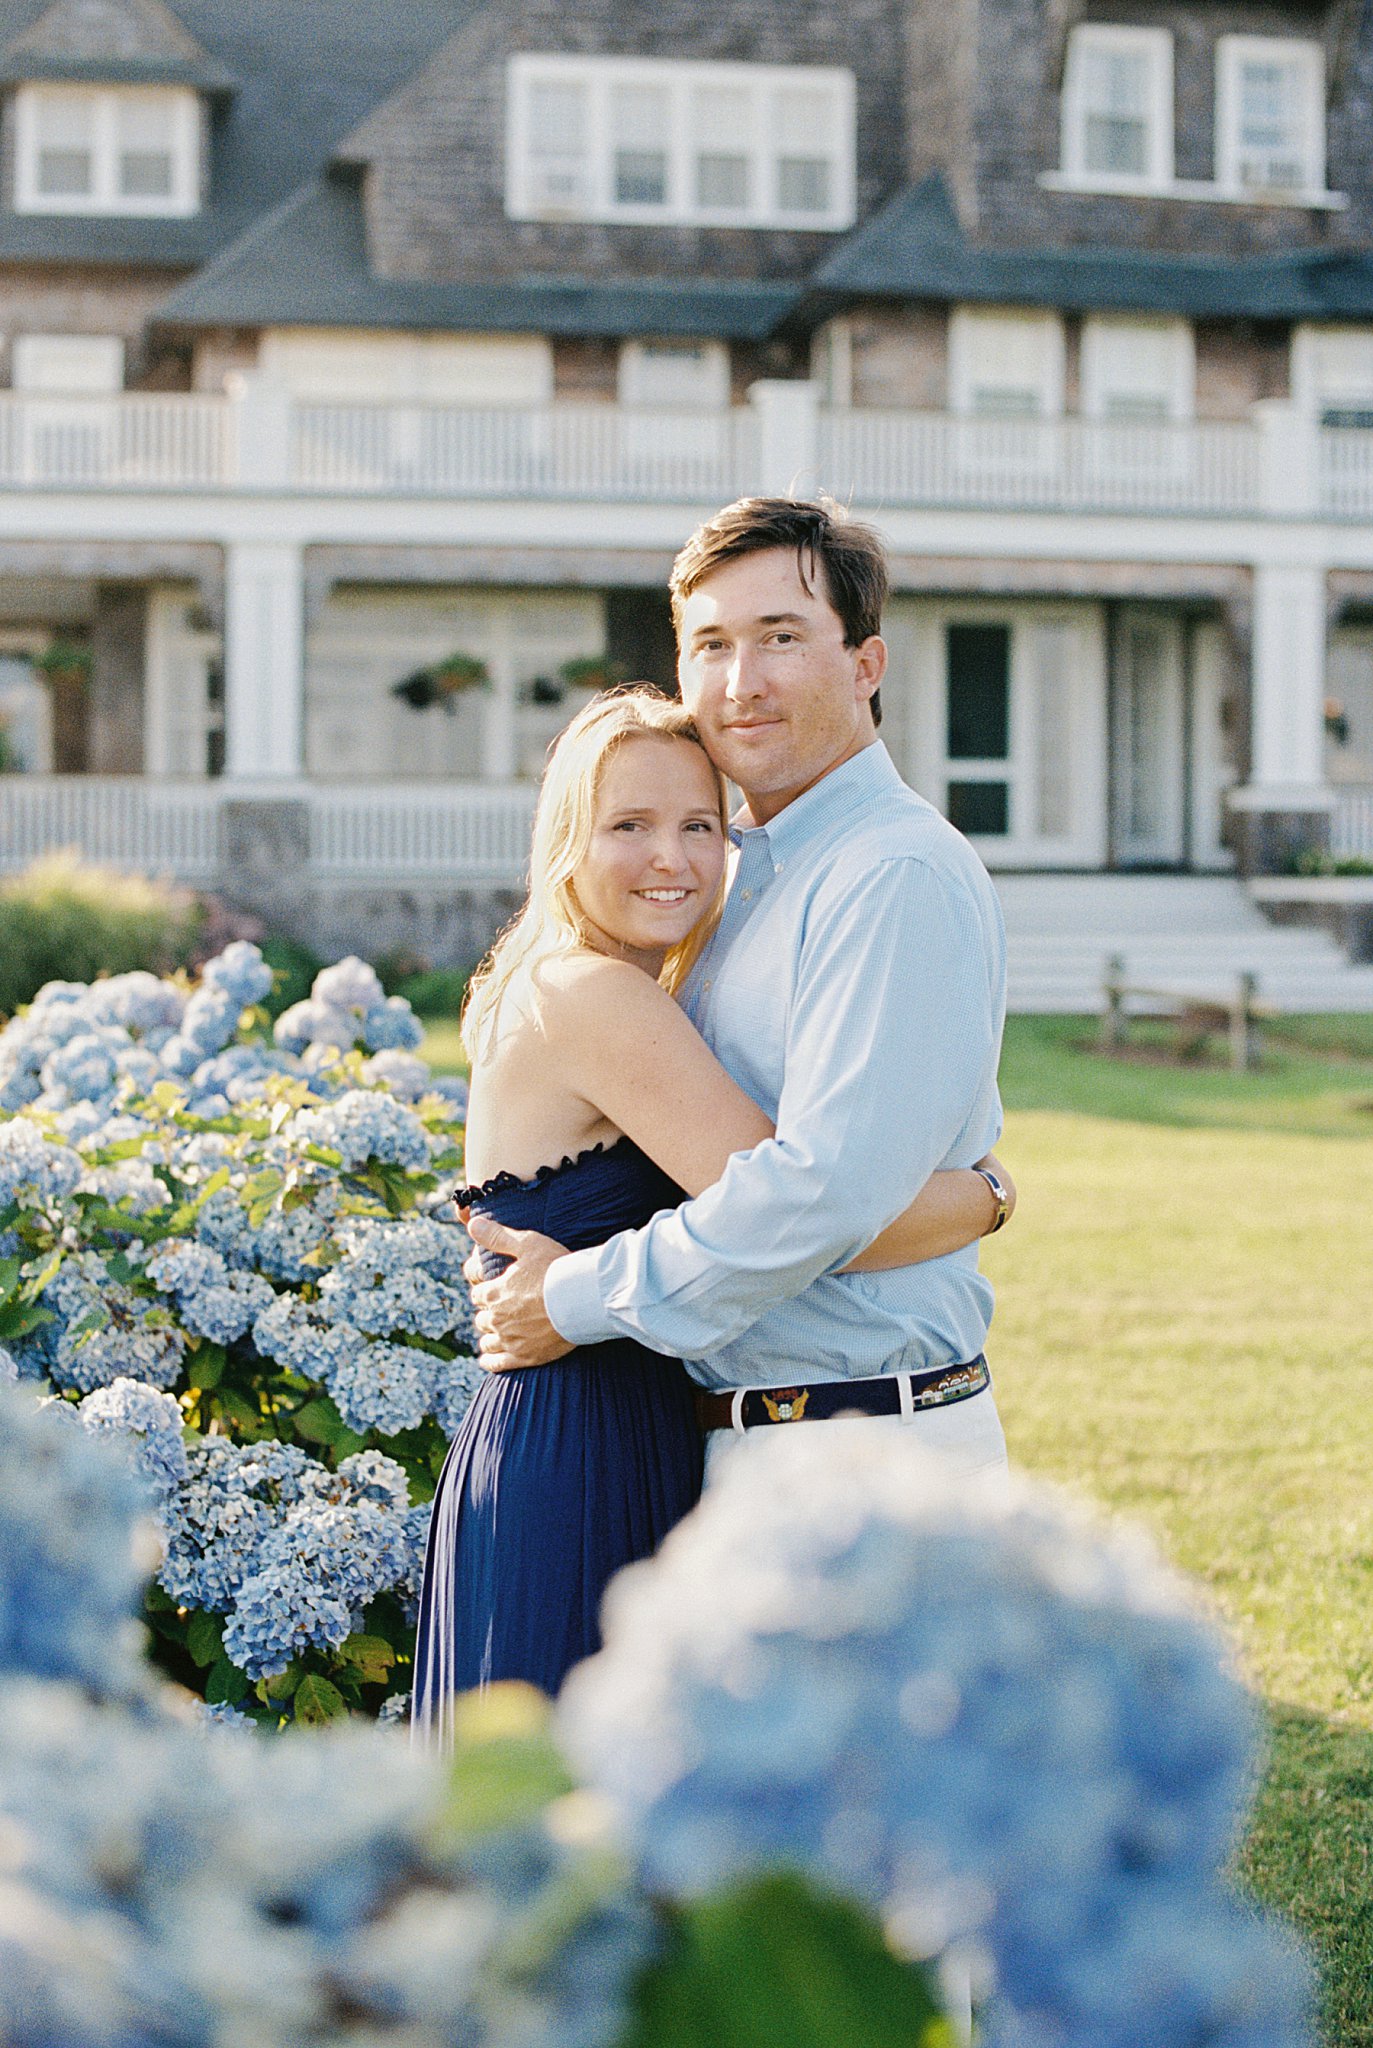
[465,1215,576,1373]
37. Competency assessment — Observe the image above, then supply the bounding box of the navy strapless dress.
[410,1137,703,1741]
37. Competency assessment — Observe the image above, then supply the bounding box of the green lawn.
[422,1008,1373,2040]
[989,1016,1373,2045]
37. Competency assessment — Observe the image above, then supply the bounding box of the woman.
[411,688,1013,1742]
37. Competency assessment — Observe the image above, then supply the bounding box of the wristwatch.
[972,1164,1011,1234]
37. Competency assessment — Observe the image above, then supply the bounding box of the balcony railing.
[817,409,1261,516]
[0,395,232,489]
[1331,789,1373,859]
[290,402,759,502]
[0,387,1372,518]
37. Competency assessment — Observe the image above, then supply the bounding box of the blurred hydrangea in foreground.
[559,1429,1314,2048]
[0,1382,650,2048]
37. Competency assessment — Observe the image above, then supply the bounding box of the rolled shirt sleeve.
[543,851,1003,1361]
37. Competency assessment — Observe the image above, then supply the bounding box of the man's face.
[676,548,886,824]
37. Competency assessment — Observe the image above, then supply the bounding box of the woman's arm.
[842,1154,1015,1271]
[543,961,1014,1271]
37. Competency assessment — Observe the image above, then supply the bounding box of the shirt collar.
[729,743,902,865]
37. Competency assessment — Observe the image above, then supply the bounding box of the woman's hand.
[975,1151,1017,1232]
[842,1151,1017,1272]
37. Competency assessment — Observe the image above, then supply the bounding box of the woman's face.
[572,734,726,966]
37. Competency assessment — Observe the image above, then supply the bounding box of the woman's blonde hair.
[461,686,729,1061]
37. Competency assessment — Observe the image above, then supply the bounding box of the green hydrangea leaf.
[622,1871,952,2048]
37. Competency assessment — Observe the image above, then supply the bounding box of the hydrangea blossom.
[76,1377,189,1501]
[224,1498,408,1680]
[287,1090,433,1171]
[45,1253,187,1395]
[201,939,275,1010]
[0,1382,147,1697]
[0,1121,84,1206]
[559,1429,1313,2048]
[160,1438,418,1682]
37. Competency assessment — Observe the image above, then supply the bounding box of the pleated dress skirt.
[411,1138,703,1746]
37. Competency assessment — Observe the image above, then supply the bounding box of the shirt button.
[703,979,712,992]
[741,889,753,902]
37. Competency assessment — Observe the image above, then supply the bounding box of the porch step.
[992,875,1373,1014]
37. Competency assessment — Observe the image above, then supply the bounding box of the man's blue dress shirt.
[543,743,1008,1390]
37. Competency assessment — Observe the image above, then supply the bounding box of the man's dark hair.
[670,496,887,727]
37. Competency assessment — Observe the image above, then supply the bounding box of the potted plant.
[33,637,91,773]
[390,652,490,715]
[558,654,629,694]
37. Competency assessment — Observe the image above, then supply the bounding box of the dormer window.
[13,83,200,216]
[506,55,855,230]
[1060,25,1173,192]
[1215,38,1324,199]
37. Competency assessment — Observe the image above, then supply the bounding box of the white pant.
[702,1383,1009,1487]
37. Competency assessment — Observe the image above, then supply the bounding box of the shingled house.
[1,0,1372,978]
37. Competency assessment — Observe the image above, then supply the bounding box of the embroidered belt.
[694,1356,990,1434]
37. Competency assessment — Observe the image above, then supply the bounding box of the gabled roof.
[0,0,235,91]
[0,0,482,270]
[804,174,1373,322]
[153,171,800,339]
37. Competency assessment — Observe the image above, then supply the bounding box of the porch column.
[223,540,305,779]
[1228,561,1336,873]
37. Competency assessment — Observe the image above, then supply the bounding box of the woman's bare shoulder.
[533,953,677,1015]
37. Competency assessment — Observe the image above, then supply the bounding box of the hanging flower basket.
[558,655,629,694]
[390,652,490,714]
[33,638,92,686]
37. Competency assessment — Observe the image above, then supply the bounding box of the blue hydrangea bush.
[0,941,477,1723]
[0,1381,653,2048]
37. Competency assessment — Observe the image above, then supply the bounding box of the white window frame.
[505,54,856,230]
[13,83,200,217]
[948,307,1066,419]
[1059,24,1174,193]
[1080,316,1194,422]
[1214,36,1325,202]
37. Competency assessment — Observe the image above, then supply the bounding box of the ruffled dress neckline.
[453,1135,634,1210]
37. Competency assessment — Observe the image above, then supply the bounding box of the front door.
[1111,610,1186,865]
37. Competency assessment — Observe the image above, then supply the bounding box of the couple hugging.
[412,494,1015,1747]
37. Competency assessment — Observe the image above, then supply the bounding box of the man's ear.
[854,634,887,705]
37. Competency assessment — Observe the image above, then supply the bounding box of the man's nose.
[725,647,766,702]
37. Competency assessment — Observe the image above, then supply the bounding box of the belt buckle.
[760,1386,810,1423]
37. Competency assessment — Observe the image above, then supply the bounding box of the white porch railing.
[1,388,1373,519]
[1318,430,1373,520]
[817,410,1262,515]
[307,784,536,880]
[0,395,233,489]
[0,777,226,877]
[289,402,760,502]
[1331,789,1373,859]
[0,778,539,885]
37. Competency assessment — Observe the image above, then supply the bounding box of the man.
[467,495,1010,1481]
